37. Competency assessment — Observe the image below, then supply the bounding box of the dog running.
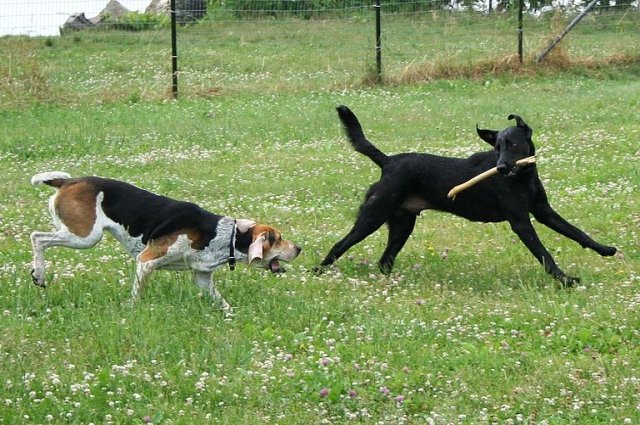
[316,106,616,285]
[30,172,301,313]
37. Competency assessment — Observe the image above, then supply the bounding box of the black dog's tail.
[336,105,388,168]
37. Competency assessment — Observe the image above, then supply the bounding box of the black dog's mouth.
[507,163,530,177]
[499,157,536,177]
[499,164,522,177]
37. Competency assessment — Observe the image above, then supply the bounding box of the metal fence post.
[517,0,524,63]
[375,0,382,82]
[536,0,601,62]
[171,0,178,98]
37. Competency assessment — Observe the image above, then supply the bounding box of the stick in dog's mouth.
[447,156,536,200]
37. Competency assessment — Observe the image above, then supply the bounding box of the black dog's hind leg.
[318,210,389,270]
[318,183,408,271]
[508,213,580,286]
[531,201,617,257]
[378,210,417,274]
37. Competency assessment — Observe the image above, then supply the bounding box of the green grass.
[1,13,640,425]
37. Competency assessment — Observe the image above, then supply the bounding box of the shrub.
[100,12,170,31]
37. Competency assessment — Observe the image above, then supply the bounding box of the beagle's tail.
[31,171,72,188]
[336,106,388,168]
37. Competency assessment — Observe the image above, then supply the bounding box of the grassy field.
[1,15,640,425]
[2,11,639,106]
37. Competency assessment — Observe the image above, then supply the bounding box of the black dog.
[316,106,616,285]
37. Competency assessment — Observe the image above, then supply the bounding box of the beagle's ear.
[248,234,265,264]
[476,125,498,147]
[235,219,255,233]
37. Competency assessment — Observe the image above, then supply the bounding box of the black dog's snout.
[496,163,509,175]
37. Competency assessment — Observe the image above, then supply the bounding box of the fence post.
[517,0,524,63]
[171,0,178,98]
[374,0,382,82]
[536,0,600,62]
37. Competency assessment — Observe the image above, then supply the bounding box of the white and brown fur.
[30,171,301,313]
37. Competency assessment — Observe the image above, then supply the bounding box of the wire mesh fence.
[1,0,638,104]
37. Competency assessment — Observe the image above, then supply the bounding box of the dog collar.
[228,221,237,271]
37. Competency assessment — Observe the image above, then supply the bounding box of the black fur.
[317,106,617,285]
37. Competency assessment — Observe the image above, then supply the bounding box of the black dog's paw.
[560,275,581,288]
[312,265,326,275]
[378,263,394,276]
[598,246,617,257]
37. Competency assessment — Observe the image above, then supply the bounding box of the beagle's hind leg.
[30,229,104,287]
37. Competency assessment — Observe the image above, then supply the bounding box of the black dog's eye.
[507,140,518,150]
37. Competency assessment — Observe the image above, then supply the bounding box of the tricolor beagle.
[30,172,301,313]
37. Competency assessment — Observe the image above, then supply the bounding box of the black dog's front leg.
[508,215,580,286]
[531,202,617,257]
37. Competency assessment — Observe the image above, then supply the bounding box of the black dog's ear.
[476,125,498,147]
[508,114,533,138]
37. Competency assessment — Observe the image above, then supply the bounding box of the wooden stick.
[447,156,536,200]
